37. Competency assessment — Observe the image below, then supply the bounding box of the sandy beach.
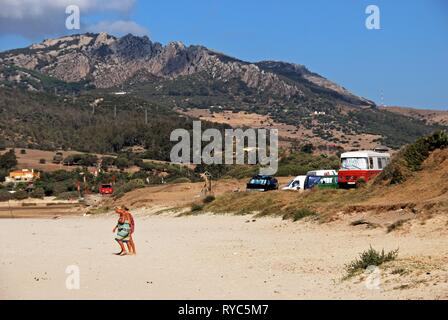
[1,213,447,300]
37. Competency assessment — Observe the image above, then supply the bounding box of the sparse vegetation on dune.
[284,208,318,222]
[344,247,399,279]
[203,183,337,220]
[202,131,448,221]
[376,130,448,185]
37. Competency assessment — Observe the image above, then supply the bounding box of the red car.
[99,184,113,195]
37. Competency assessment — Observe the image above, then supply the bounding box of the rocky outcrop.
[0,32,372,106]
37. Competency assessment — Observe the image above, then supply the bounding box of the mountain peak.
[0,32,373,107]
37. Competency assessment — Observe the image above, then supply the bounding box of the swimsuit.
[115,219,131,242]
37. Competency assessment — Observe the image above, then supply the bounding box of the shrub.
[115,156,130,170]
[191,203,204,212]
[292,208,317,221]
[52,181,71,195]
[355,178,366,188]
[20,149,26,154]
[283,208,318,221]
[345,246,399,278]
[0,149,17,170]
[0,190,11,202]
[301,143,314,154]
[0,139,6,151]
[30,187,45,199]
[39,158,46,164]
[169,177,191,184]
[56,191,79,200]
[13,190,29,200]
[387,219,410,233]
[203,195,215,204]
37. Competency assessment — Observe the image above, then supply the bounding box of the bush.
[191,203,204,212]
[345,246,399,278]
[12,190,29,200]
[355,178,366,188]
[169,177,191,184]
[301,143,314,154]
[203,195,215,204]
[291,208,317,221]
[30,187,45,199]
[0,190,11,202]
[0,149,17,170]
[115,156,130,170]
[39,158,46,164]
[387,219,410,233]
[20,149,26,154]
[52,181,71,195]
[55,191,79,200]
[63,154,98,166]
[0,139,6,151]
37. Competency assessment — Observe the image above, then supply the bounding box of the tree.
[301,143,314,154]
[0,149,17,170]
[0,138,6,151]
[115,156,130,170]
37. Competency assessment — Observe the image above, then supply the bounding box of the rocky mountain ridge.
[0,32,372,106]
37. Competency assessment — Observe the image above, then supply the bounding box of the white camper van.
[282,175,307,191]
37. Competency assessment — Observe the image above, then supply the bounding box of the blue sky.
[0,0,447,109]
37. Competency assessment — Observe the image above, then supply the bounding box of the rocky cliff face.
[0,32,372,107]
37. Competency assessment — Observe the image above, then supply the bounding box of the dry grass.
[204,187,373,220]
[202,148,448,224]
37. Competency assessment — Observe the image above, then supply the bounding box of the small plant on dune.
[391,267,408,276]
[169,177,191,184]
[355,178,366,188]
[283,208,318,222]
[202,195,215,204]
[190,203,204,212]
[387,219,410,233]
[345,246,399,279]
[350,219,379,229]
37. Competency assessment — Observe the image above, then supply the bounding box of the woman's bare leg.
[129,237,136,255]
[115,240,127,255]
[126,242,133,254]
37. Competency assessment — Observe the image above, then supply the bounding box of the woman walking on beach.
[113,206,136,256]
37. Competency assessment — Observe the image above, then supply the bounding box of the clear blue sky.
[0,0,447,109]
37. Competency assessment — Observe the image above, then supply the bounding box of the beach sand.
[1,214,447,299]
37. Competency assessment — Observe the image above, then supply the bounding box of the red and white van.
[338,150,390,188]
